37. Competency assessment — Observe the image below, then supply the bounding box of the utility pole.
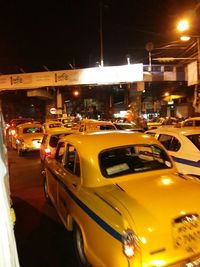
[99,2,104,67]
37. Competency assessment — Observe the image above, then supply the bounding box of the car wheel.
[73,223,91,267]
[43,175,52,205]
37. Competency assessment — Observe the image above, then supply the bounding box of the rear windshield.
[187,134,200,151]
[99,144,172,178]
[23,127,43,133]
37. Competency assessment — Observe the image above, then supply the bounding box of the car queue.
[5,116,200,267]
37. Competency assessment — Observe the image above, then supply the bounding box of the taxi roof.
[78,119,114,125]
[45,128,76,135]
[17,122,42,128]
[57,131,176,187]
[59,131,160,155]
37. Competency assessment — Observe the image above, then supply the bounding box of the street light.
[177,19,200,113]
[99,2,104,67]
[177,19,189,32]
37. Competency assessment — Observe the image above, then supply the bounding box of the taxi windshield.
[99,144,172,178]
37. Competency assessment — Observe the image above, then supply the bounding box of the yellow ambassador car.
[14,122,44,156]
[44,131,200,267]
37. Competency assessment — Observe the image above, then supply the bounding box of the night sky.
[0,0,198,74]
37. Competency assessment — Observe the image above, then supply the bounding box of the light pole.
[99,2,104,67]
[177,19,200,113]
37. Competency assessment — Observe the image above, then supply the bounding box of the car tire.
[73,223,91,267]
[43,175,52,205]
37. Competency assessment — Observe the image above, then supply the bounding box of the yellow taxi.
[147,117,165,129]
[14,122,44,156]
[44,131,200,267]
[72,119,117,132]
[181,117,200,127]
[42,120,66,133]
[6,117,37,149]
[40,128,75,171]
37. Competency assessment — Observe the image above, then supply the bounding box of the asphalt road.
[8,149,79,267]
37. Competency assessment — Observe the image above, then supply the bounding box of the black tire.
[73,223,91,267]
[43,175,52,205]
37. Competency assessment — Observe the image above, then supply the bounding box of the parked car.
[42,120,66,133]
[147,117,165,129]
[180,117,200,127]
[72,119,117,132]
[6,117,38,148]
[145,127,200,178]
[113,122,144,132]
[147,117,178,130]
[40,128,75,170]
[13,122,44,156]
[43,131,200,267]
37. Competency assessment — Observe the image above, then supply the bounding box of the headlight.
[11,129,16,136]
[122,229,139,258]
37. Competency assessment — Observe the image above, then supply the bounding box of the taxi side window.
[196,120,200,126]
[169,137,181,152]
[49,135,59,147]
[158,134,181,152]
[184,121,193,126]
[64,144,80,177]
[79,125,85,132]
[158,134,172,150]
[55,142,66,162]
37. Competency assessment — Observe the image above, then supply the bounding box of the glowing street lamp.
[177,19,189,32]
[177,19,191,41]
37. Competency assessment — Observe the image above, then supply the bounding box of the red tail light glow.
[44,148,51,156]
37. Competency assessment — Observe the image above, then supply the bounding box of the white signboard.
[187,61,198,86]
[0,64,143,91]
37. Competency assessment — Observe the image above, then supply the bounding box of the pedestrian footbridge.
[0,64,186,93]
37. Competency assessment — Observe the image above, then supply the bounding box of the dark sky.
[0,0,198,74]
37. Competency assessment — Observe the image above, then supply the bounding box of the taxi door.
[45,141,66,207]
[56,143,81,229]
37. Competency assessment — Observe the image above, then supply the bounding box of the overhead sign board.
[0,64,143,91]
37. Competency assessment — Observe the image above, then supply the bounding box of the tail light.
[44,148,51,156]
[122,229,139,258]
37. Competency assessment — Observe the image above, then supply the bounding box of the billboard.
[187,61,198,86]
[0,64,143,91]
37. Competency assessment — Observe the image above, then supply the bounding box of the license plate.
[172,214,200,251]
